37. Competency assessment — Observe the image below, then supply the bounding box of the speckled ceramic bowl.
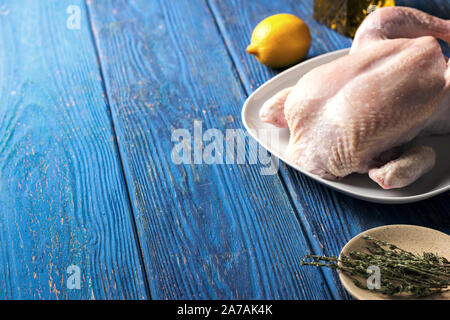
[339,225,450,300]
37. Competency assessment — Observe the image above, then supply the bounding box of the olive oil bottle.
[313,0,395,37]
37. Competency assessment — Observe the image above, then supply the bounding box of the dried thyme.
[300,235,450,297]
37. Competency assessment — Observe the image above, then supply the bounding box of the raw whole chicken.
[259,7,450,189]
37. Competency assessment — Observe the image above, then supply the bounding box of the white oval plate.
[242,49,450,204]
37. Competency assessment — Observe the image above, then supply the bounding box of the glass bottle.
[313,0,395,37]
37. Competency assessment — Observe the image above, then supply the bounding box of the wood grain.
[0,0,148,299]
[87,0,333,299]
[208,0,450,299]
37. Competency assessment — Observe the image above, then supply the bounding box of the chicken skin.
[259,7,450,189]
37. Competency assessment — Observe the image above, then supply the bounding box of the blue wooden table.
[0,0,448,300]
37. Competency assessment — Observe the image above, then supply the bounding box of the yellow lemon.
[246,14,311,68]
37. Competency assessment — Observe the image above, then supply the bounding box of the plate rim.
[241,49,450,204]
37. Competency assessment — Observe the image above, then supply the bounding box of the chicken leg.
[352,7,450,52]
[368,145,436,189]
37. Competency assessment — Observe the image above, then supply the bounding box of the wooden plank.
[0,0,148,299]
[87,0,333,299]
[208,0,450,299]
[403,0,450,19]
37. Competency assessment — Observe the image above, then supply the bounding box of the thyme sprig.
[301,235,450,297]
